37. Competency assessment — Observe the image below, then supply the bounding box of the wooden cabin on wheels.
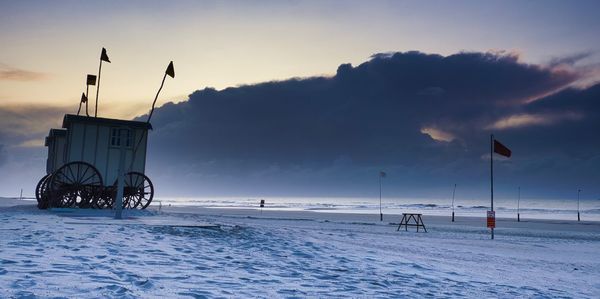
[36,115,154,209]
[34,48,174,211]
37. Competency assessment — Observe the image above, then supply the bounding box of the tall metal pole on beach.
[517,186,521,222]
[490,134,494,240]
[577,189,581,221]
[379,174,383,221]
[451,183,456,222]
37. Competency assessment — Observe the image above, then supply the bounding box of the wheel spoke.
[76,163,81,183]
[79,166,90,184]
[67,165,76,183]
[80,173,99,185]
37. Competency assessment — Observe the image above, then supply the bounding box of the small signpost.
[487,210,496,230]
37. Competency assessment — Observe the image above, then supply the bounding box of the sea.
[154,196,600,221]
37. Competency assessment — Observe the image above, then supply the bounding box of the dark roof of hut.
[62,114,153,130]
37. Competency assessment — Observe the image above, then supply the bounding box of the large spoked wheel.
[49,162,103,208]
[95,187,116,209]
[113,172,154,209]
[35,174,51,209]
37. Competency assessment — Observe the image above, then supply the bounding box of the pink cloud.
[487,112,583,130]
[0,64,48,81]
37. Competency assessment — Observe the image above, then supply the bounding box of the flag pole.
[517,186,521,222]
[147,72,167,124]
[77,99,83,115]
[577,189,581,221]
[95,58,102,117]
[379,174,383,221]
[128,70,166,170]
[85,84,90,117]
[451,183,456,222]
[128,61,173,172]
[490,134,494,239]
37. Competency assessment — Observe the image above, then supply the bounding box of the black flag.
[101,48,110,63]
[166,61,175,78]
[86,74,97,86]
[81,92,88,103]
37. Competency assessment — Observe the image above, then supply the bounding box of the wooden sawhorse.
[397,213,427,232]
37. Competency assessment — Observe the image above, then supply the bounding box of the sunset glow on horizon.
[1,1,600,199]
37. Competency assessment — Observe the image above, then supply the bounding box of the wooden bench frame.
[397,213,427,232]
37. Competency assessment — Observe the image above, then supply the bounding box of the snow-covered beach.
[1,198,600,298]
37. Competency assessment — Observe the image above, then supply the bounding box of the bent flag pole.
[127,61,174,172]
[77,92,88,116]
[490,135,511,240]
[95,47,111,117]
[147,61,175,124]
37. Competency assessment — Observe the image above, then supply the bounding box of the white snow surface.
[1,198,600,298]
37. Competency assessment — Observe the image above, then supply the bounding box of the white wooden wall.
[66,123,148,186]
[46,135,66,175]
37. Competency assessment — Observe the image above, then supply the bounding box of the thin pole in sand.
[517,186,521,222]
[379,174,383,221]
[451,183,457,222]
[114,128,127,219]
[19,188,23,200]
[378,171,386,221]
[577,189,581,221]
[490,134,494,240]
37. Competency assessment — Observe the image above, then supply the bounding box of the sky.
[1,0,600,200]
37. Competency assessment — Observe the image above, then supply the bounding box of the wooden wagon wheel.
[94,186,116,209]
[48,161,103,208]
[35,174,51,209]
[112,172,154,209]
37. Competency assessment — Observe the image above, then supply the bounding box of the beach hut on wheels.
[36,115,154,210]
[35,48,174,211]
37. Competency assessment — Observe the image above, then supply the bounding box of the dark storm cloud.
[0,144,6,166]
[142,51,596,197]
[0,104,65,148]
[505,84,600,158]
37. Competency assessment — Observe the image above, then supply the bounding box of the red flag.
[493,139,511,157]
[101,47,111,63]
